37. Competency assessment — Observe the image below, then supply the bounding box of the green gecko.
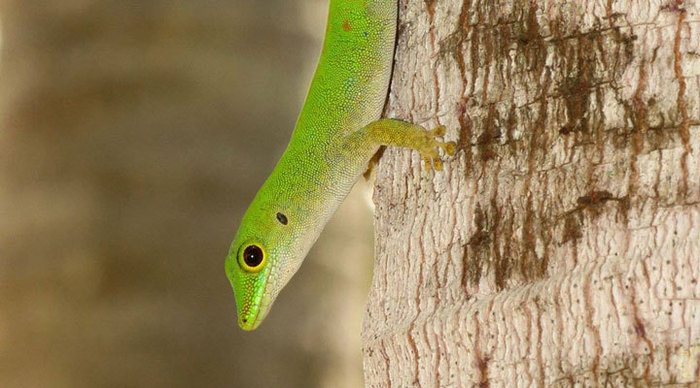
[225,0,456,330]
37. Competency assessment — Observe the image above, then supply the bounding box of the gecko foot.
[418,125,457,172]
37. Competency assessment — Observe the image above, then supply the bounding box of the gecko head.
[225,205,306,331]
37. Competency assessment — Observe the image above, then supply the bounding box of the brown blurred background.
[0,1,374,387]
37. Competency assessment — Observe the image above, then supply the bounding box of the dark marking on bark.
[515,2,547,74]
[521,195,543,281]
[489,157,505,292]
[671,4,690,199]
[500,202,515,289]
[633,317,646,339]
[423,0,436,20]
[562,212,583,244]
[661,0,686,13]
[466,204,489,286]
[466,196,512,290]
[627,60,649,200]
[457,98,474,165]
[577,190,614,208]
[443,0,474,171]
[605,22,636,79]
[537,179,552,276]
[468,229,490,247]
[582,260,602,385]
[557,31,596,136]
[473,312,490,388]
[505,105,518,155]
[438,0,472,72]
[480,7,494,103]
[561,190,627,245]
[469,4,482,98]
[604,0,616,22]
[476,357,490,388]
[510,6,555,286]
[461,239,472,294]
[618,30,637,67]
[520,64,551,283]
[477,104,500,162]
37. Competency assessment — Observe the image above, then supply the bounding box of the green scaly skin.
[225,0,456,330]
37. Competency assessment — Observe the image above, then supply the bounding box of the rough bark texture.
[363,0,700,386]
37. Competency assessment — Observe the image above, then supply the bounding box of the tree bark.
[363,0,700,386]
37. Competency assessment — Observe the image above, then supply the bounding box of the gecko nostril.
[242,318,248,323]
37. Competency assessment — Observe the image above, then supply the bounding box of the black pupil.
[243,245,264,268]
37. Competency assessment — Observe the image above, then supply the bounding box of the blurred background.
[0,1,374,387]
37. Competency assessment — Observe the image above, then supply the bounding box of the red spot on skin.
[342,19,351,32]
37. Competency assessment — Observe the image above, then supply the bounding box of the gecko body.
[226,0,454,330]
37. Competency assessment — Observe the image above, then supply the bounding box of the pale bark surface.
[364,0,700,386]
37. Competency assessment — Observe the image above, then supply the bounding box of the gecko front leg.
[349,118,457,172]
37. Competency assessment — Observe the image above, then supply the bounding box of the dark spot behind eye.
[276,212,288,225]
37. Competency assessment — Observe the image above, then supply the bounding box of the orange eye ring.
[239,243,266,272]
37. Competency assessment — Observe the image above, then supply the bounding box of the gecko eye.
[240,244,266,272]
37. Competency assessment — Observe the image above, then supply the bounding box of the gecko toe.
[423,158,432,171]
[442,141,457,156]
[431,125,446,137]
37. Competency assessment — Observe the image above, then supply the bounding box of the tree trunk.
[363,0,700,386]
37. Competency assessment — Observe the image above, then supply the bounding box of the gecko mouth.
[238,294,272,331]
